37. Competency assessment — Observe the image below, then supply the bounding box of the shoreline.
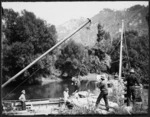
[41,77,62,85]
[41,73,106,85]
[80,73,98,81]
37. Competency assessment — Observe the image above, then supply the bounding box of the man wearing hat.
[126,68,140,106]
[71,76,81,94]
[63,87,69,103]
[19,90,26,110]
[63,87,73,109]
[95,75,109,111]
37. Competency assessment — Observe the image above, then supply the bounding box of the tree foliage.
[2,9,57,84]
[110,30,149,84]
[55,40,86,78]
[93,23,112,72]
[55,23,112,79]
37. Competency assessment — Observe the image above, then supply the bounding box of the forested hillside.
[56,5,149,47]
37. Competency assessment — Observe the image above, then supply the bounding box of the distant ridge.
[56,5,149,46]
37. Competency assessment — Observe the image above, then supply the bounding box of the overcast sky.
[2,1,148,26]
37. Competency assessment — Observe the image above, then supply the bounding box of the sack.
[133,86,142,102]
[66,101,74,109]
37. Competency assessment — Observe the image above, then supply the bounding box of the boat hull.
[2,98,64,115]
[2,91,119,115]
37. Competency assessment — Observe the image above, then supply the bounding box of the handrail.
[3,97,64,102]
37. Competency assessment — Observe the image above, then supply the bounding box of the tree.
[55,40,85,78]
[2,9,57,84]
[110,30,149,84]
[55,23,112,78]
[93,23,112,72]
[96,24,105,42]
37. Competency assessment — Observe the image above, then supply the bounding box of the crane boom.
[2,18,91,88]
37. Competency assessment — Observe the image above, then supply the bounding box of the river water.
[2,80,97,100]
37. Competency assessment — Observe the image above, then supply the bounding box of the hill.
[56,5,149,47]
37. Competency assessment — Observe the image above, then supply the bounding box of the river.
[2,80,97,100]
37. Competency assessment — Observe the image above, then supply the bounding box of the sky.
[2,1,149,26]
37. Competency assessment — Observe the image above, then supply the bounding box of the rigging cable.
[110,7,145,56]
[124,32,131,69]
[110,7,144,66]
[2,18,92,99]
[109,39,121,55]
[2,60,51,100]
[2,67,41,100]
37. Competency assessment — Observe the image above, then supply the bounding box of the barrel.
[133,86,142,102]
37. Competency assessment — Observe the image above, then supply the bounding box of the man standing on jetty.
[19,90,26,110]
[95,75,109,111]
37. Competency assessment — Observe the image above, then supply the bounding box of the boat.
[2,98,65,115]
[2,91,119,115]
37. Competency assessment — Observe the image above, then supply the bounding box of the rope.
[124,32,131,69]
[110,7,144,66]
[2,60,52,100]
[2,67,41,100]
[86,18,92,30]
[111,58,128,64]
[2,18,92,98]
[109,39,121,55]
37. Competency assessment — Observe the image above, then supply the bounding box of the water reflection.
[2,80,97,100]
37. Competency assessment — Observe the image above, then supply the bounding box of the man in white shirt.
[19,90,26,110]
[63,87,73,109]
[63,88,69,103]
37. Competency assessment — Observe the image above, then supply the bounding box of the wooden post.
[119,20,124,81]
[117,20,124,105]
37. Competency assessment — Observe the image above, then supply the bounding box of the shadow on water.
[2,79,97,100]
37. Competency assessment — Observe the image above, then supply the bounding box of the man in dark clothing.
[71,77,81,93]
[95,75,109,111]
[126,69,140,106]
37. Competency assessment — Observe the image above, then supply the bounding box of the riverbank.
[41,73,98,85]
[41,73,111,85]
[80,73,111,82]
[41,76,62,85]
[80,73,97,81]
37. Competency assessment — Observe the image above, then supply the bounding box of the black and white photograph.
[1,1,149,116]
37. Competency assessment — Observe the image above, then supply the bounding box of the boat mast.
[2,18,91,88]
[119,20,124,80]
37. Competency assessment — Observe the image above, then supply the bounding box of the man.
[63,87,70,103]
[114,73,119,79]
[126,68,140,106]
[71,76,81,94]
[95,75,109,111]
[19,90,26,110]
[63,87,73,109]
